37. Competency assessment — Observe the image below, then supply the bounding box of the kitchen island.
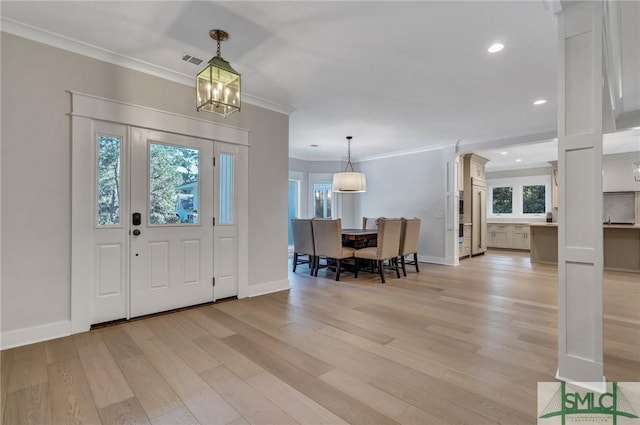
[529,223,640,273]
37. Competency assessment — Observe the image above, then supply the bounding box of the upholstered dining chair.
[362,216,379,229]
[354,218,402,283]
[291,218,315,274]
[312,218,356,281]
[399,217,421,276]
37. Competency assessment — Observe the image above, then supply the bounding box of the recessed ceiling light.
[310,144,319,148]
[533,99,547,105]
[488,43,504,53]
[500,151,508,155]
[515,158,522,162]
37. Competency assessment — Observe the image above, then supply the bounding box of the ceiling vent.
[181,54,203,66]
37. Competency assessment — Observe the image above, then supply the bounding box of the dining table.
[341,228,377,248]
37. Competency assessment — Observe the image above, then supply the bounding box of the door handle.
[132,229,141,236]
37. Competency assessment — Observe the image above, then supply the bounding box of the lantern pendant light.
[332,136,367,193]
[196,29,241,118]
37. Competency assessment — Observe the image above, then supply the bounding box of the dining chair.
[399,217,421,276]
[354,218,402,283]
[362,216,380,229]
[312,218,356,281]
[291,218,315,274]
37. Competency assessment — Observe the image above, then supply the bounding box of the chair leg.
[293,253,298,272]
[309,255,315,275]
[394,257,401,278]
[378,260,385,283]
[354,258,359,278]
[335,259,341,281]
[414,253,420,272]
[314,256,319,277]
[400,256,407,276]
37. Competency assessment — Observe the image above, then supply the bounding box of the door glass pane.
[97,134,122,226]
[313,183,332,218]
[288,180,299,245]
[149,143,199,225]
[219,153,234,224]
[523,185,546,213]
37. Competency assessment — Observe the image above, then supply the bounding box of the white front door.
[72,94,249,333]
[129,128,214,317]
[213,142,239,300]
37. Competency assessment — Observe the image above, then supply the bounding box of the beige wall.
[0,33,289,333]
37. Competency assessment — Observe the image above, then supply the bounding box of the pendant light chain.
[216,37,221,57]
[345,136,355,172]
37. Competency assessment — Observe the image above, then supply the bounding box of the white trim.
[1,18,294,116]
[1,321,71,350]
[420,255,450,266]
[555,369,607,394]
[70,91,250,146]
[247,279,291,298]
[357,142,452,162]
[308,173,338,218]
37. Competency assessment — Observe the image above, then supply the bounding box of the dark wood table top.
[342,228,377,235]
[341,228,377,240]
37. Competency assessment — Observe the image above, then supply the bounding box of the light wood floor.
[2,250,639,425]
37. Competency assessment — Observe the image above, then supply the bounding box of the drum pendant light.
[332,136,367,193]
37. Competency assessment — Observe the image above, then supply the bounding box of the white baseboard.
[420,255,448,265]
[1,320,71,350]
[248,279,290,298]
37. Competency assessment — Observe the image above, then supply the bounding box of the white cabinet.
[511,225,531,250]
[461,153,489,258]
[487,224,510,248]
[472,184,487,255]
[487,223,530,250]
[459,224,471,258]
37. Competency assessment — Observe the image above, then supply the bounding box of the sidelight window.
[97,134,122,226]
[219,153,234,224]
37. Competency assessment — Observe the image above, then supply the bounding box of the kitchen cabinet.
[471,184,487,255]
[487,223,530,250]
[461,154,489,257]
[487,224,510,248]
[459,224,471,258]
[511,225,531,250]
[530,223,640,273]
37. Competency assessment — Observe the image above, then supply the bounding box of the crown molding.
[357,141,453,162]
[1,17,294,116]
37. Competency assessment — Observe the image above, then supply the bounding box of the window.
[492,186,513,214]
[97,134,122,226]
[149,143,199,225]
[313,183,332,218]
[219,153,234,224]
[523,185,546,214]
[288,180,299,246]
[487,175,550,218]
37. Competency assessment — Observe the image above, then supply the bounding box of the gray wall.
[355,149,448,263]
[1,33,289,332]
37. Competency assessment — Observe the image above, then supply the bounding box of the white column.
[556,1,605,390]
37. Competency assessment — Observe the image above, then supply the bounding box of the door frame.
[70,91,249,333]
